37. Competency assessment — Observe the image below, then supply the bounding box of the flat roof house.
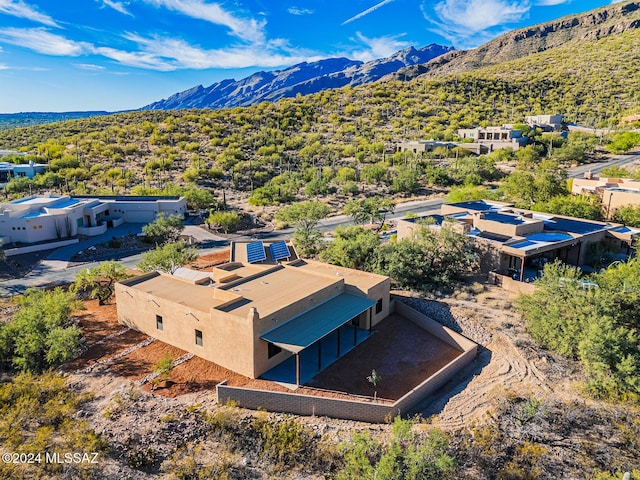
[572,174,640,218]
[525,114,564,131]
[457,126,527,152]
[115,241,391,386]
[397,200,639,283]
[0,160,47,185]
[0,195,186,246]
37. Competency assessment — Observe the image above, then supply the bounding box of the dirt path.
[431,332,552,431]
[404,284,578,432]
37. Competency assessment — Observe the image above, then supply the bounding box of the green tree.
[371,223,477,291]
[142,213,185,243]
[320,226,380,270]
[531,195,603,221]
[392,168,419,194]
[600,165,632,178]
[182,187,216,210]
[343,197,395,231]
[137,241,198,274]
[0,288,83,373]
[607,132,640,154]
[446,185,499,203]
[275,201,330,237]
[613,205,640,227]
[72,261,131,305]
[516,261,640,399]
[207,210,241,233]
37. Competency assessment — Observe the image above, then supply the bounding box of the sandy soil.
[416,285,576,430]
[189,249,230,271]
[307,315,461,401]
[65,282,578,433]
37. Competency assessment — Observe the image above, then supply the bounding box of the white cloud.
[101,0,133,16]
[0,0,59,27]
[0,63,8,70]
[342,0,396,26]
[346,32,410,62]
[142,0,266,43]
[536,0,570,5]
[0,28,88,55]
[0,26,321,72]
[425,0,530,48]
[112,33,316,70]
[75,63,106,71]
[288,6,314,15]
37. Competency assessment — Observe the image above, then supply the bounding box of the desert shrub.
[0,288,83,373]
[0,372,105,478]
[336,418,454,480]
[254,415,313,467]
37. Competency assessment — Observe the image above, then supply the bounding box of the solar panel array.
[269,241,290,261]
[246,241,266,263]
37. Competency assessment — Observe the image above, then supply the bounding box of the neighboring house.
[572,174,640,218]
[0,195,186,245]
[396,140,457,154]
[457,126,527,152]
[115,241,391,386]
[397,200,639,282]
[525,114,564,131]
[0,160,47,185]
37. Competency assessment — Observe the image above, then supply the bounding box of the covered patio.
[260,293,375,386]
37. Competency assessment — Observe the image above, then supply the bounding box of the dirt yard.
[189,249,230,271]
[307,314,462,401]
[65,281,580,431]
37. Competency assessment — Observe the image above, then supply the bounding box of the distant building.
[457,126,527,152]
[116,241,391,385]
[0,195,186,245]
[397,200,639,283]
[396,140,456,154]
[572,174,640,218]
[620,114,640,125]
[525,114,564,131]
[0,160,47,185]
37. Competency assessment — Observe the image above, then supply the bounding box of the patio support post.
[337,328,341,357]
[519,256,525,282]
[353,322,357,346]
[295,353,300,387]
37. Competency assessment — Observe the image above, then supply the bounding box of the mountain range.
[142,44,453,111]
[386,0,640,81]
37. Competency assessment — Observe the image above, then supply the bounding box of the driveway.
[40,224,144,271]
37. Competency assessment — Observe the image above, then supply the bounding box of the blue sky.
[0,0,626,113]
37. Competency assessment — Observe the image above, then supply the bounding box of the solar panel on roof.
[269,241,290,261]
[246,241,266,263]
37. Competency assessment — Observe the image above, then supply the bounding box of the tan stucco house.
[115,241,390,385]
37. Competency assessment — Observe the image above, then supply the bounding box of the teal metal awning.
[261,293,375,353]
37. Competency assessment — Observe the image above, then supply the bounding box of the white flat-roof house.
[457,126,527,152]
[0,160,47,185]
[525,114,564,131]
[0,195,186,245]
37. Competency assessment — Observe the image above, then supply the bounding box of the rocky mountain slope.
[387,0,640,82]
[142,44,452,110]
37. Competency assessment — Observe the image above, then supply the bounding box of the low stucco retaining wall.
[488,271,537,294]
[217,300,478,423]
[217,382,396,423]
[4,238,79,257]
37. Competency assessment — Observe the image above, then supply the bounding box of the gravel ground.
[392,292,493,347]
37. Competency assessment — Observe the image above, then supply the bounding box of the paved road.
[568,152,640,178]
[0,198,445,297]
